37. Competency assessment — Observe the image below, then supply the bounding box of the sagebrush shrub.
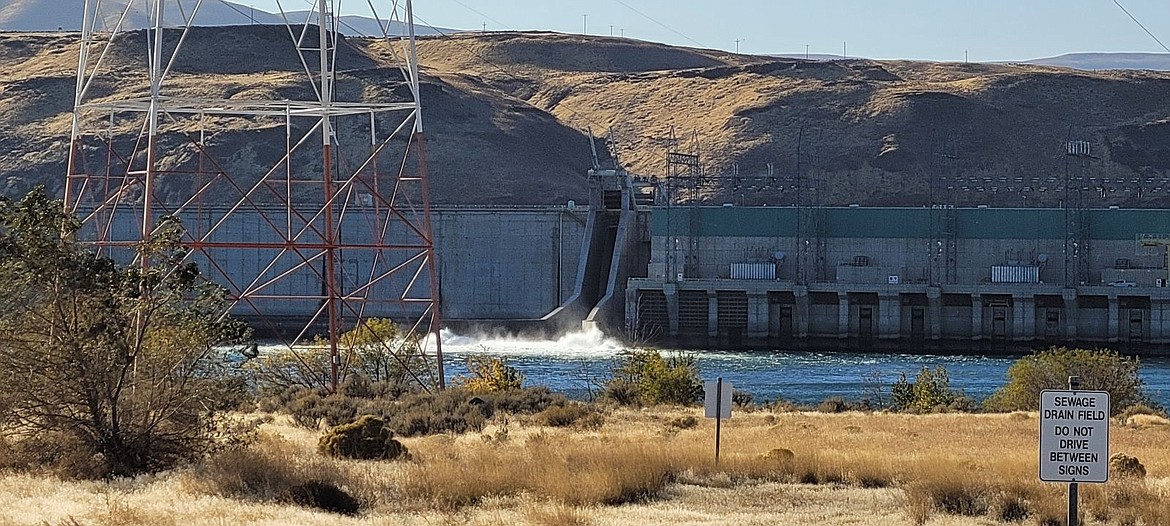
[1117,403,1166,421]
[536,404,592,427]
[606,349,702,406]
[891,367,961,412]
[318,415,408,460]
[286,391,361,429]
[984,347,1145,414]
[490,386,566,414]
[602,379,641,406]
[1108,453,1146,478]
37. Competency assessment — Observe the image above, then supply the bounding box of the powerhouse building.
[625,205,1170,350]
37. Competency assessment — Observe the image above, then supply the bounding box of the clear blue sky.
[242,0,1170,61]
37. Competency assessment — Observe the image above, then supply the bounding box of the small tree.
[249,318,434,395]
[343,318,432,387]
[0,188,251,477]
[605,349,702,406]
[455,355,525,394]
[984,347,1144,415]
[890,366,959,412]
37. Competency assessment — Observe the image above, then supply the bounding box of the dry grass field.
[1,407,1167,526]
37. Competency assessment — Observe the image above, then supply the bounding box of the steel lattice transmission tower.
[64,0,445,391]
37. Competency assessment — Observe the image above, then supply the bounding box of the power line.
[611,0,705,48]
[1111,0,1170,54]
[447,0,513,31]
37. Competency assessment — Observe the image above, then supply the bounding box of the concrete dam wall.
[628,206,1170,351]
[81,197,1170,352]
[81,206,588,324]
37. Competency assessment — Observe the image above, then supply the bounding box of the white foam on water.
[433,327,626,358]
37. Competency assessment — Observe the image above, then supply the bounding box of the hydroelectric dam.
[89,166,1170,353]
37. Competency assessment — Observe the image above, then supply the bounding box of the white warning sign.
[1039,390,1110,483]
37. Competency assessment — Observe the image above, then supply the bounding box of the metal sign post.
[1039,376,1111,526]
[704,378,733,465]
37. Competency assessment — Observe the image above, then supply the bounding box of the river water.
[438,329,1170,408]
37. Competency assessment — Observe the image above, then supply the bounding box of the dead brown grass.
[0,409,1168,525]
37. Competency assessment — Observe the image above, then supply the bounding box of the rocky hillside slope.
[4,27,1170,206]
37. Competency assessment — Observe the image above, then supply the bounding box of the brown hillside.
[4,28,1170,206]
[0,27,595,205]
[414,34,1170,207]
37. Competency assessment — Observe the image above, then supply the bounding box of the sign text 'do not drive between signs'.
[1039,390,1109,483]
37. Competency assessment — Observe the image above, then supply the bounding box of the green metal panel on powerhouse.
[650,207,1170,240]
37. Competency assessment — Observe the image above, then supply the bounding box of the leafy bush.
[605,349,702,406]
[891,366,961,412]
[454,355,525,394]
[249,318,435,395]
[983,347,1145,415]
[343,318,433,387]
[535,404,593,427]
[0,189,251,477]
[601,379,641,406]
[318,415,408,461]
[1108,453,1146,478]
[489,385,566,414]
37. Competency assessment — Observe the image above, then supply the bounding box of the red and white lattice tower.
[64,0,444,390]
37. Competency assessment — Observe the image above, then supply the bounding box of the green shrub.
[535,404,593,427]
[382,389,491,437]
[891,366,960,412]
[0,193,252,478]
[286,391,361,429]
[318,415,408,461]
[488,385,565,414]
[249,319,436,395]
[601,379,641,406]
[983,347,1145,415]
[605,349,702,406]
[454,355,525,394]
